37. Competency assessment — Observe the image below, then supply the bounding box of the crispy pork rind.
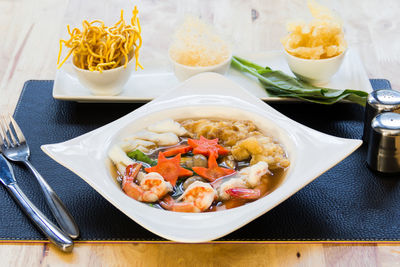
[281,0,347,59]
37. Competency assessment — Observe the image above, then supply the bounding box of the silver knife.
[0,153,74,252]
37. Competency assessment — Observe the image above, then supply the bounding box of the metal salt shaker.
[363,89,400,143]
[366,112,400,173]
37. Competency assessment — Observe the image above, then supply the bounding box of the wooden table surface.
[1,0,400,266]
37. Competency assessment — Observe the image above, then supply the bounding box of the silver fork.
[0,114,79,239]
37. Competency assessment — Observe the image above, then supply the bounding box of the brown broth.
[110,118,289,212]
[108,159,122,185]
[111,157,287,212]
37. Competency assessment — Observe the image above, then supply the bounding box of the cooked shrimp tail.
[122,163,143,200]
[160,181,216,212]
[123,180,145,201]
[226,187,261,199]
[125,163,142,178]
[159,195,202,212]
[122,165,173,202]
[159,195,174,209]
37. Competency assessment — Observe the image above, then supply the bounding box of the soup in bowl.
[108,116,290,213]
[42,73,361,242]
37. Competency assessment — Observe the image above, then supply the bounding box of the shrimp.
[122,163,173,202]
[160,181,216,212]
[225,187,261,199]
[239,161,270,187]
[218,161,270,200]
[217,178,246,201]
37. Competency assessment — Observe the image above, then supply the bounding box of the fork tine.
[9,115,25,144]
[2,115,18,147]
[0,116,10,149]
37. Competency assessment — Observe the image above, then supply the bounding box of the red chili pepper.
[192,153,235,182]
[145,152,193,186]
[187,136,229,157]
[163,144,192,157]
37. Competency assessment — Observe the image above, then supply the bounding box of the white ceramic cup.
[73,57,135,96]
[169,52,232,81]
[284,49,346,85]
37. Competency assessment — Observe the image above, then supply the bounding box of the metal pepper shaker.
[363,89,400,143]
[366,112,400,173]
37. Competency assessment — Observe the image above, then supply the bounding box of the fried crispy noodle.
[57,6,142,72]
[281,0,347,60]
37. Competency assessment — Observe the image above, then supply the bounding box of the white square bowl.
[42,72,362,242]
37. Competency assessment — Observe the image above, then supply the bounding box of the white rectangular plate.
[53,48,372,103]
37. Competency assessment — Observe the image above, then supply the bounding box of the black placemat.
[1,79,399,242]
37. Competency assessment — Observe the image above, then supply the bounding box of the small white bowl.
[41,73,362,242]
[169,52,232,81]
[284,49,346,86]
[73,58,135,96]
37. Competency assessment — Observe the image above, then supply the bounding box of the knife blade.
[0,154,74,252]
[0,153,16,186]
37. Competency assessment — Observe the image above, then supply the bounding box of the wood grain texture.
[0,0,399,265]
[0,243,399,266]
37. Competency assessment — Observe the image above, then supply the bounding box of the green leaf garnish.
[231,56,368,106]
[127,149,157,166]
